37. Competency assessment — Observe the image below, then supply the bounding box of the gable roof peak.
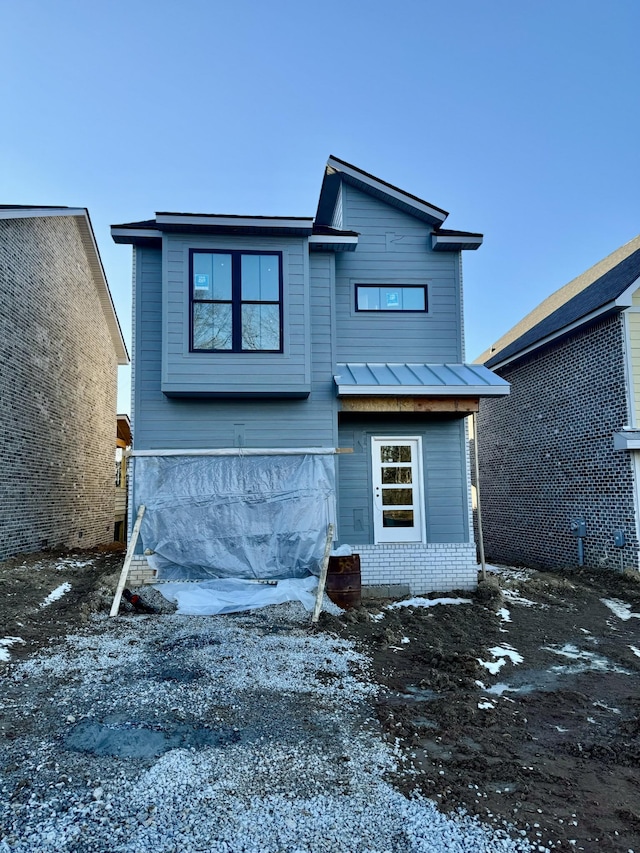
[316,155,449,228]
[479,233,640,369]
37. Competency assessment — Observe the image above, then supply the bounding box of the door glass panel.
[381,445,412,463]
[382,488,413,506]
[383,510,414,527]
[382,467,412,484]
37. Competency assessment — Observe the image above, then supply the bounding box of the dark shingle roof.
[485,246,640,368]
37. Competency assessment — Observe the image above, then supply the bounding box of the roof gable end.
[484,242,640,369]
[315,155,449,228]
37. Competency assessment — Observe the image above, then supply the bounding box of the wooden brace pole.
[311,523,335,624]
[109,504,146,617]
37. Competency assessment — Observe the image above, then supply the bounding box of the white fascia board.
[326,158,447,224]
[155,214,314,229]
[111,226,163,240]
[308,235,358,246]
[0,207,86,220]
[488,300,619,370]
[131,447,338,457]
[432,234,483,249]
[615,274,640,306]
[335,384,510,397]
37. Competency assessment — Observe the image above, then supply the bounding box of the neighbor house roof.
[334,363,509,397]
[0,206,129,365]
[479,234,640,370]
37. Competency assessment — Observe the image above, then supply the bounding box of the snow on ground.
[600,598,640,620]
[501,589,542,608]
[0,636,25,662]
[478,645,524,674]
[485,564,534,582]
[39,582,72,608]
[387,597,472,610]
[542,643,632,675]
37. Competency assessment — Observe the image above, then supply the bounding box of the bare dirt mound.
[0,545,125,664]
[322,566,640,852]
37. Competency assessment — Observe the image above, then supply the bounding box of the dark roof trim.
[432,229,483,252]
[485,248,640,369]
[316,156,449,228]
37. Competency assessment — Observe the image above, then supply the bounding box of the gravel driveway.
[1,593,535,852]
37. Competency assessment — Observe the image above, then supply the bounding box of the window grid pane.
[191,250,282,352]
[356,285,427,312]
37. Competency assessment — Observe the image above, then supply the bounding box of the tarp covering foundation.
[133,453,336,581]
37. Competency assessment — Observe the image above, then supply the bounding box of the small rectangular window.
[355,285,427,312]
[190,250,283,352]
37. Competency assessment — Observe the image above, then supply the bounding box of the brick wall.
[476,315,639,571]
[357,543,478,593]
[0,216,118,561]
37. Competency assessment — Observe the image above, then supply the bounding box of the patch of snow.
[478,701,495,710]
[543,643,632,676]
[630,645,640,658]
[498,607,511,622]
[601,598,640,621]
[401,636,410,644]
[370,612,385,622]
[387,597,472,610]
[40,582,72,608]
[55,558,96,571]
[478,645,523,675]
[554,726,568,733]
[486,564,534,582]
[593,701,621,715]
[486,682,518,696]
[0,636,25,662]
[502,589,539,608]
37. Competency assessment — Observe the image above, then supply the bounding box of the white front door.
[372,437,424,543]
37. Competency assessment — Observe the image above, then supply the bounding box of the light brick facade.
[0,214,123,561]
[476,315,639,572]
[357,542,478,593]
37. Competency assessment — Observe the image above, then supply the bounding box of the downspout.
[472,412,487,581]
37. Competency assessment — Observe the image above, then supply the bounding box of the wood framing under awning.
[339,395,479,413]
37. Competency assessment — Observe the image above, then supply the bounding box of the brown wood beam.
[340,396,479,413]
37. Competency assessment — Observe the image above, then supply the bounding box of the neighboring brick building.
[0,207,129,562]
[476,235,640,573]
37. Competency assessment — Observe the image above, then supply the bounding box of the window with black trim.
[355,285,427,312]
[190,250,283,352]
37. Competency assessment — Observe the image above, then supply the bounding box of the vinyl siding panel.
[161,233,310,396]
[337,416,469,545]
[133,248,336,450]
[627,310,640,424]
[334,185,462,363]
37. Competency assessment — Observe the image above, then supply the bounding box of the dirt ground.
[1,547,640,851]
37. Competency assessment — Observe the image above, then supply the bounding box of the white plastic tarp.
[155,576,319,615]
[134,453,336,581]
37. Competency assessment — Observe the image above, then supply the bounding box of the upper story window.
[355,285,427,312]
[190,249,283,352]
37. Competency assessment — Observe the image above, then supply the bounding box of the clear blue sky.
[2,0,639,413]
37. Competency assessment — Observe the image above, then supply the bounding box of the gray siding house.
[0,206,129,562]
[476,235,640,573]
[113,157,507,593]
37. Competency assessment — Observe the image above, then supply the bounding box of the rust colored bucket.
[326,554,361,609]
